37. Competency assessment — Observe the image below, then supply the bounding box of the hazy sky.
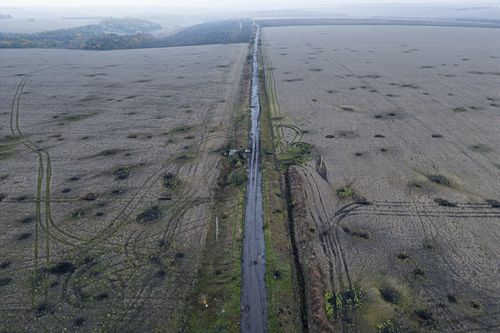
[2,0,495,9]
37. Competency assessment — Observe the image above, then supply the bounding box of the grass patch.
[112,166,132,180]
[325,287,364,319]
[162,173,181,189]
[175,151,195,162]
[0,136,20,160]
[167,125,194,135]
[226,168,248,187]
[337,186,354,198]
[262,53,304,332]
[277,142,312,171]
[376,319,397,333]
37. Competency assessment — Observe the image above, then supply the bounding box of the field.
[0,44,247,331]
[262,25,500,332]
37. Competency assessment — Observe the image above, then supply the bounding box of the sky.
[1,0,496,9]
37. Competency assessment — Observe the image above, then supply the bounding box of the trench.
[240,24,268,333]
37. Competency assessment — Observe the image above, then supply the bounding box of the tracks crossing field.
[262,25,500,332]
[0,44,247,331]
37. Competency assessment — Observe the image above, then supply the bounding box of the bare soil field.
[0,44,247,331]
[262,25,500,332]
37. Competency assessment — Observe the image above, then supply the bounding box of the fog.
[1,0,499,34]
[2,0,500,10]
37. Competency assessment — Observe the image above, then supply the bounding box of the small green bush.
[337,186,354,198]
[277,142,312,169]
[376,319,396,333]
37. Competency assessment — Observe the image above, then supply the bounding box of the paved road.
[240,25,268,333]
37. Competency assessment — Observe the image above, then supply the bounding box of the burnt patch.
[415,309,434,323]
[336,130,358,139]
[434,198,457,207]
[413,268,426,279]
[397,252,410,261]
[136,206,162,223]
[486,199,500,208]
[73,317,85,327]
[339,106,355,112]
[35,302,53,317]
[93,149,126,157]
[0,260,11,269]
[453,107,467,112]
[85,73,107,77]
[17,232,32,240]
[111,188,125,196]
[16,195,28,202]
[427,175,450,186]
[95,292,109,301]
[48,261,75,275]
[379,287,399,304]
[469,301,481,309]
[469,144,492,153]
[447,294,457,303]
[351,230,370,239]
[0,277,12,287]
[21,216,35,224]
[81,193,97,201]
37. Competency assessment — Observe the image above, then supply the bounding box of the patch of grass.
[168,125,194,135]
[71,209,88,219]
[262,57,303,332]
[325,291,335,318]
[397,252,410,261]
[277,142,312,170]
[112,166,132,180]
[337,186,354,198]
[175,151,195,162]
[0,136,20,160]
[376,319,397,333]
[162,173,180,189]
[226,168,248,187]
[325,287,364,319]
